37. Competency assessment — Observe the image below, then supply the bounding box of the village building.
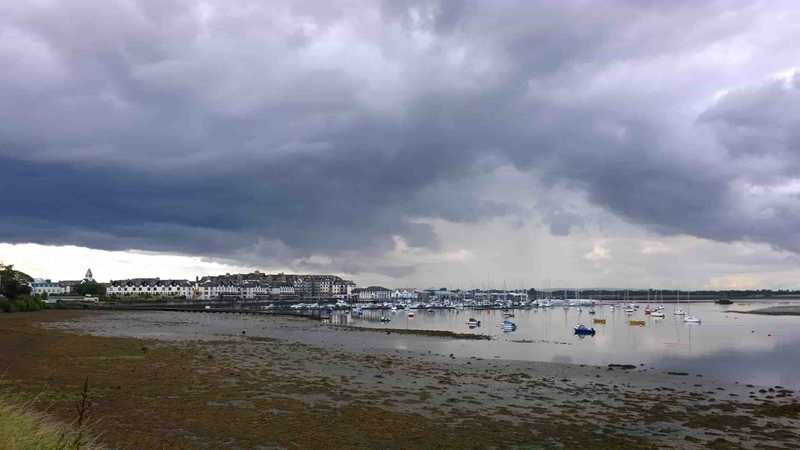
[30,279,68,296]
[353,286,392,301]
[106,278,194,298]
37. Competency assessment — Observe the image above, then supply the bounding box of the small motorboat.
[502,311,515,318]
[407,311,415,318]
[588,308,596,315]
[502,320,517,332]
[574,324,596,336]
[593,318,606,324]
[684,315,701,323]
[466,318,481,327]
[644,307,652,315]
[624,307,635,314]
[380,316,391,323]
[674,309,686,316]
[629,320,646,326]
[650,311,665,318]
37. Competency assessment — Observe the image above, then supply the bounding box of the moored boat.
[684,315,701,323]
[502,320,517,332]
[574,324,596,336]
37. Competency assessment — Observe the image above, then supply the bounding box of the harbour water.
[335,301,800,389]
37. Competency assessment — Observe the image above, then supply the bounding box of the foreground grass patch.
[0,397,99,450]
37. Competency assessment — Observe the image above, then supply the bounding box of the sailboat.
[650,291,665,317]
[684,291,701,323]
[673,290,685,316]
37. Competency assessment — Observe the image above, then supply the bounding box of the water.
[335,301,800,389]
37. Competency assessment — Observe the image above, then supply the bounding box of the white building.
[197,281,238,300]
[241,282,271,299]
[270,285,295,296]
[107,278,194,299]
[354,286,392,301]
[391,289,419,300]
[31,279,68,296]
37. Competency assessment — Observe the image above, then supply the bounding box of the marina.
[331,300,800,389]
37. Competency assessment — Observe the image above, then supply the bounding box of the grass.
[0,395,100,450]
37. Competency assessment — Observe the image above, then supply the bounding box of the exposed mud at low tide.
[3,310,799,449]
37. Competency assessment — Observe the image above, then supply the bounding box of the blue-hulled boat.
[502,320,517,332]
[574,324,596,336]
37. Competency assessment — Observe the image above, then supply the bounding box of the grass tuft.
[0,394,101,450]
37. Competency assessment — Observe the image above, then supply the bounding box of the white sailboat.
[673,290,685,316]
[684,291,701,323]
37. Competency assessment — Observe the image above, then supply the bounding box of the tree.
[0,264,33,300]
[73,281,106,297]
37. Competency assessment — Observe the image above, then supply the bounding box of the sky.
[2,0,800,289]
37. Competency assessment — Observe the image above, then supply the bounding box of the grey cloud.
[2,0,800,276]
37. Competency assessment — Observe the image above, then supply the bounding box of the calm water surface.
[335,301,800,389]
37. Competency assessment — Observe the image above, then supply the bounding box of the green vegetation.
[0,296,46,313]
[0,264,33,299]
[0,264,46,313]
[70,281,105,298]
[0,396,99,450]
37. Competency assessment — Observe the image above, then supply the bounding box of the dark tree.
[0,264,33,299]
[73,281,106,297]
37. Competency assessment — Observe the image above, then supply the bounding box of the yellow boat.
[629,320,646,326]
[593,318,606,324]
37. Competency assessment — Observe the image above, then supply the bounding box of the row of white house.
[106,274,357,300]
[106,279,194,298]
[352,287,419,301]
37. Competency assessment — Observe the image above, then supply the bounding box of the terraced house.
[107,278,194,298]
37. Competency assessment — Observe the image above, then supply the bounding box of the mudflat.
[1,310,799,449]
[731,305,800,316]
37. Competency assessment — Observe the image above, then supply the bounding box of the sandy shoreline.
[4,310,800,449]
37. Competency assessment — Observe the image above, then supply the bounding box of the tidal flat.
[2,310,799,449]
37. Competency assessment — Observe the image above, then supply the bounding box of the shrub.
[0,296,45,313]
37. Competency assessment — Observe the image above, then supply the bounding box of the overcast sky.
[3,0,800,289]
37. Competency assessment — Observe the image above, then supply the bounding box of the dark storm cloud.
[2,0,800,273]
